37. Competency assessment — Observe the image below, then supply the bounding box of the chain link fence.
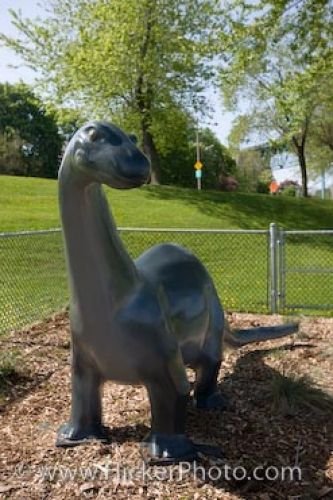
[0,229,68,335]
[0,226,332,335]
[279,230,333,314]
[121,228,270,315]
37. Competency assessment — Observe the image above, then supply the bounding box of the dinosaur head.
[67,121,151,189]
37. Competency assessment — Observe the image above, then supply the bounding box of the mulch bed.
[0,312,332,499]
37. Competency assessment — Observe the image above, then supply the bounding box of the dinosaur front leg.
[56,342,107,447]
[142,377,197,464]
[140,349,197,465]
[142,360,225,464]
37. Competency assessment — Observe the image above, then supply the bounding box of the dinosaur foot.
[140,433,223,465]
[194,391,229,410]
[56,423,109,448]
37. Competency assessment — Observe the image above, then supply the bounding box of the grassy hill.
[1,174,333,232]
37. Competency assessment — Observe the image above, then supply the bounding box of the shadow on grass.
[144,185,333,232]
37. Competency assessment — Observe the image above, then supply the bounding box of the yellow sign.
[194,160,203,170]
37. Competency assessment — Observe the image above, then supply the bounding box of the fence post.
[278,228,285,312]
[269,223,278,314]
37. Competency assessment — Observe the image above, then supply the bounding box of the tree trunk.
[134,4,161,185]
[297,146,308,197]
[292,135,308,197]
[142,125,161,185]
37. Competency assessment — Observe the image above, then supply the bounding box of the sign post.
[195,127,202,191]
[194,160,203,190]
[195,168,202,190]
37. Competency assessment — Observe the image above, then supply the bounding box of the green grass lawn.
[1,174,333,231]
[0,174,332,334]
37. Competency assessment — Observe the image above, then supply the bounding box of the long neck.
[59,163,139,310]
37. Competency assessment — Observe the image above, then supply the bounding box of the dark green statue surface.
[57,121,298,463]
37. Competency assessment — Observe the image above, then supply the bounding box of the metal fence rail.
[0,225,332,334]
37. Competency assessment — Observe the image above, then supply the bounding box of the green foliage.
[256,179,269,194]
[258,167,273,186]
[0,350,19,378]
[0,349,22,392]
[279,180,301,197]
[279,185,296,197]
[269,371,333,416]
[219,0,333,197]
[233,147,271,193]
[228,118,273,193]
[307,79,333,172]
[1,0,222,183]
[227,114,254,154]
[0,82,62,178]
[51,106,83,140]
[280,185,297,197]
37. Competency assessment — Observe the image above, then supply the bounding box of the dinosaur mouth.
[104,170,148,190]
[108,156,150,189]
[83,146,150,189]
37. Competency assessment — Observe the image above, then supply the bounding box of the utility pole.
[196,126,201,190]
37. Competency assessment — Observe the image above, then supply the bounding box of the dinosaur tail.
[224,321,299,348]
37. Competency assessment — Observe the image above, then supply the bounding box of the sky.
[0,0,236,145]
[0,1,38,84]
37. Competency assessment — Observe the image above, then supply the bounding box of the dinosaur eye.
[85,124,123,146]
[87,127,98,142]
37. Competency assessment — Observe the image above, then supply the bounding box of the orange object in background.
[269,181,279,194]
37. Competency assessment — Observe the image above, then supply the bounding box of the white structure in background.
[270,151,333,199]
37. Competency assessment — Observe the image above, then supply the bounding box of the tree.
[1,0,221,184]
[158,116,236,190]
[228,116,273,192]
[0,82,62,178]
[0,131,26,176]
[157,107,195,187]
[305,77,333,177]
[219,0,333,196]
[313,108,333,153]
[235,147,271,192]
[52,106,83,142]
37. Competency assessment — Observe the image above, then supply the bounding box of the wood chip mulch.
[0,312,332,499]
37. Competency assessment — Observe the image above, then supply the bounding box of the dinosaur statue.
[57,120,298,464]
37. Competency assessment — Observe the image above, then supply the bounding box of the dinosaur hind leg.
[193,356,227,409]
[193,289,227,410]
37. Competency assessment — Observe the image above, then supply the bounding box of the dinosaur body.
[57,121,297,463]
